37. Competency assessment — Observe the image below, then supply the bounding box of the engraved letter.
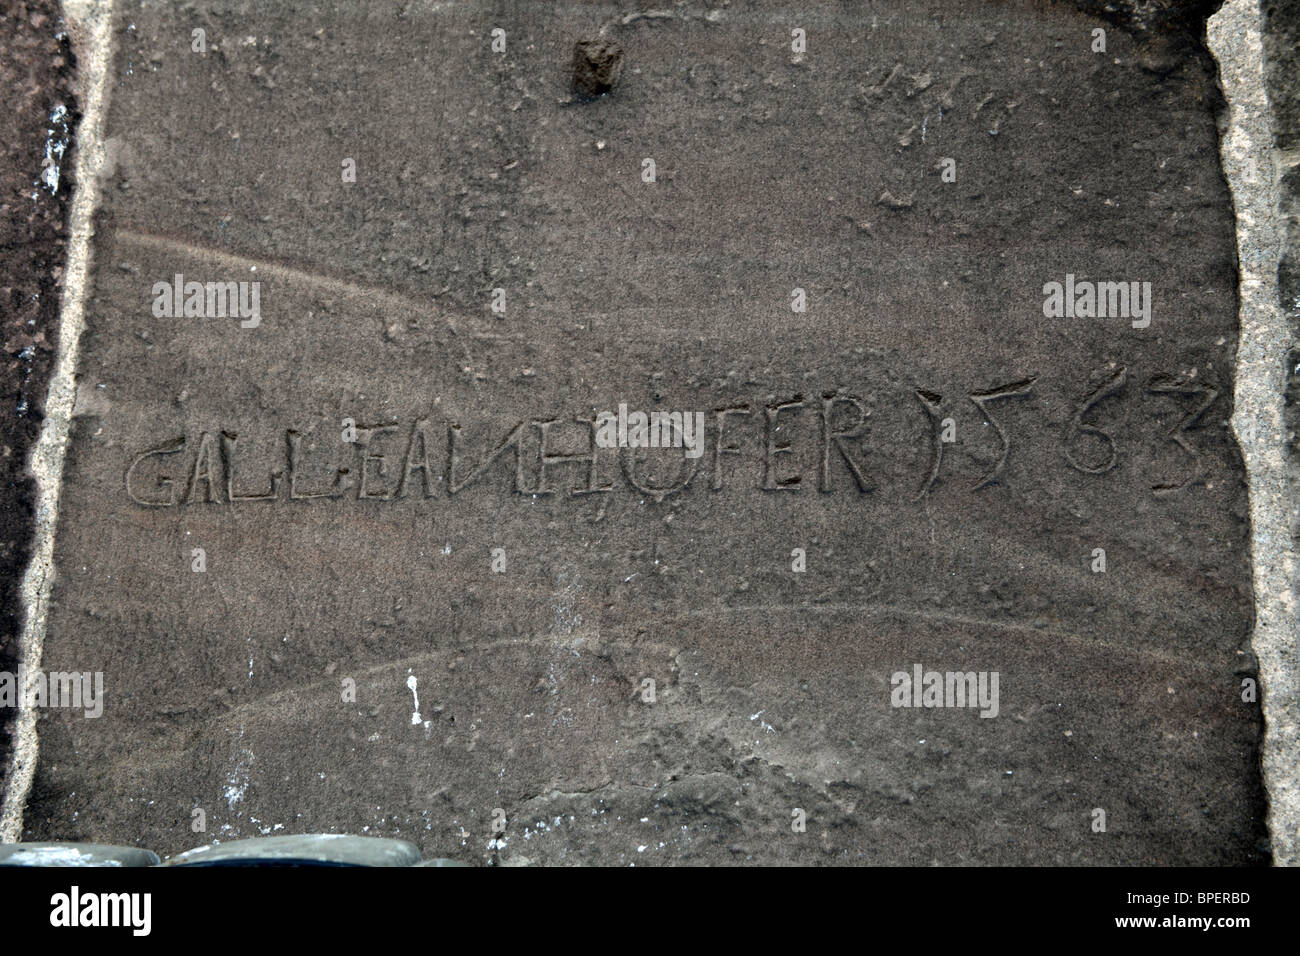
[125,437,185,507]
[712,405,751,490]
[287,430,346,500]
[185,431,222,504]
[447,421,528,494]
[397,419,438,499]
[620,443,699,503]
[535,418,612,496]
[762,398,803,490]
[357,424,400,500]
[819,393,873,492]
[221,431,280,501]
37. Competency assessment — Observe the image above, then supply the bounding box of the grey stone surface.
[7,0,1279,864]
[162,833,420,866]
[0,841,159,866]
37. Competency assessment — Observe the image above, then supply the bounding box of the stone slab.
[19,0,1268,864]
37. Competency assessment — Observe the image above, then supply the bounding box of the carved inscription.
[125,374,1224,507]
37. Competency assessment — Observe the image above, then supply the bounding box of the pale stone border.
[2,0,1294,864]
[0,0,115,843]
[1210,0,1299,866]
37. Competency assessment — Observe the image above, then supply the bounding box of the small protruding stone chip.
[571,37,624,98]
